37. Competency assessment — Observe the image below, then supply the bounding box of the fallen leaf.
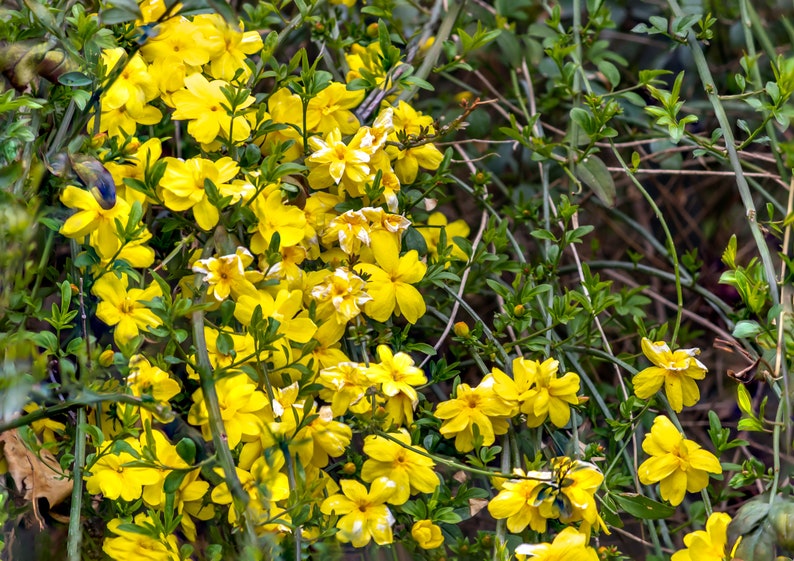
[0,429,72,527]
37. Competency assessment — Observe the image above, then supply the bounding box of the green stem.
[66,407,86,561]
[738,0,787,179]
[283,450,302,561]
[667,2,789,484]
[191,308,257,547]
[372,430,550,482]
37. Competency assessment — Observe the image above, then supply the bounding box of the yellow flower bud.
[454,91,474,104]
[411,520,444,549]
[99,349,115,367]
[342,462,357,475]
[419,36,435,54]
[453,322,470,337]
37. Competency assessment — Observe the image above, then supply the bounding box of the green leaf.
[58,71,92,87]
[736,384,754,416]
[729,498,776,561]
[99,6,142,25]
[597,60,620,88]
[31,331,58,353]
[732,320,761,338]
[402,226,428,256]
[175,438,196,464]
[163,470,187,494]
[612,493,676,520]
[575,155,616,206]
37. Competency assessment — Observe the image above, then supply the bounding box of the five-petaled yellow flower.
[320,477,397,547]
[361,429,438,505]
[435,382,508,452]
[103,514,180,561]
[59,186,132,260]
[492,357,581,428]
[92,273,163,347]
[633,337,708,412]
[365,345,427,427]
[514,526,599,561]
[85,439,161,502]
[638,416,722,506]
[671,511,733,561]
[170,73,254,145]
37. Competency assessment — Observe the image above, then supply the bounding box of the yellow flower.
[304,405,353,467]
[140,429,190,505]
[418,211,471,261]
[306,127,371,194]
[671,512,732,561]
[310,267,372,324]
[233,288,317,344]
[102,514,180,561]
[59,185,132,260]
[361,429,438,505]
[320,477,396,547]
[355,245,427,324]
[136,0,166,24]
[92,273,162,347]
[104,137,161,208]
[23,403,65,443]
[186,327,255,380]
[159,156,239,230]
[126,355,180,422]
[638,416,722,506]
[255,87,304,162]
[487,469,549,533]
[140,18,211,94]
[211,455,289,526]
[306,82,365,135]
[365,345,427,426]
[192,246,262,301]
[411,520,444,549]
[434,382,508,452]
[318,361,370,415]
[193,14,263,82]
[385,101,444,184]
[514,527,599,561]
[322,208,372,255]
[345,42,398,88]
[633,337,708,412]
[89,48,162,137]
[537,458,608,535]
[516,357,580,428]
[249,189,307,252]
[170,73,254,145]
[85,439,162,501]
[187,373,270,448]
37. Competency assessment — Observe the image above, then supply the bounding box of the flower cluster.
[27,1,728,560]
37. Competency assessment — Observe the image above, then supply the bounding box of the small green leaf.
[163,470,187,494]
[597,60,621,88]
[175,438,196,464]
[732,320,761,338]
[736,384,753,416]
[612,493,676,520]
[402,226,428,256]
[58,71,92,87]
[575,155,616,206]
